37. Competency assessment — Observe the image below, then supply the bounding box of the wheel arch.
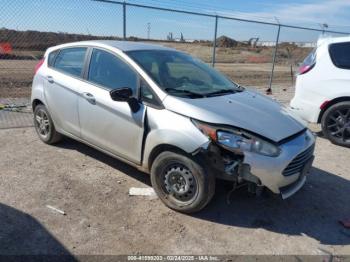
[32,99,45,111]
[318,96,350,123]
[147,144,190,173]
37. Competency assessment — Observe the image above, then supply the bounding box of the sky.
[1,0,350,42]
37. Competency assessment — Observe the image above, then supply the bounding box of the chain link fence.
[0,0,349,128]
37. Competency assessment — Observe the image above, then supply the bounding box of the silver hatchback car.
[31,40,315,213]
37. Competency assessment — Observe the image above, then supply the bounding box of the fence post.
[212,15,218,67]
[123,1,126,40]
[267,24,281,94]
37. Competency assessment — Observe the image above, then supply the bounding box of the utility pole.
[147,22,151,39]
[212,15,218,67]
[123,1,126,40]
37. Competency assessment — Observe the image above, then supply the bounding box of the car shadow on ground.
[56,138,350,246]
[0,203,76,259]
[314,130,326,140]
[195,167,350,246]
[56,137,151,186]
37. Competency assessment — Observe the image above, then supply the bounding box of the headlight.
[192,120,280,157]
[217,131,280,157]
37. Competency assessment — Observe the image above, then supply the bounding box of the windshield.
[127,50,240,98]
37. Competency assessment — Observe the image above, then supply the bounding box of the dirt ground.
[0,126,349,257]
[0,59,294,101]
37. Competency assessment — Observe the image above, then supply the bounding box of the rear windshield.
[329,42,350,69]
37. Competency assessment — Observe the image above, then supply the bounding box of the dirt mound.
[216,36,238,48]
[0,28,119,51]
[0,54,36,60]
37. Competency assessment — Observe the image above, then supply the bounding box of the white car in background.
[290,36,350,147]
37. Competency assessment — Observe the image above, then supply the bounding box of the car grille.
[282,145,315,177]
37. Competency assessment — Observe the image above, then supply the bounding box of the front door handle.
[47,76,54,84]
[82,92,96,104]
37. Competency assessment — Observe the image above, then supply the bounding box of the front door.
[78,48,146,164]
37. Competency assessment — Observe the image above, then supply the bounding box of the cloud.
[210,0,350,30]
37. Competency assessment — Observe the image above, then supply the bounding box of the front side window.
[127,50,240,99]
[53,47,87,77]
[329,42,350,69]
[88,49,138,91]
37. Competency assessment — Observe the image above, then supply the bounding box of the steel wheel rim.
[34,109,50,139]
[326,108,350,142]
[161,163,197,203]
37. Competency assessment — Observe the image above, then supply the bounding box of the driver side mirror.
[110,87,140,113]
[110,87,132,102]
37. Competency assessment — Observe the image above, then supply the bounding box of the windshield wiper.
[237,84,244,90]
[204,88,238,97]
[165,88,204,98]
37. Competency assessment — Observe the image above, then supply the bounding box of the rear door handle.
[47,76,54,84]
[82,92,96,104]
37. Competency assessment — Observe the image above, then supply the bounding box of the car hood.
[162,89,306,143]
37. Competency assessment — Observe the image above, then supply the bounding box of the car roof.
[317,36,350,47]
[49,40,176,52]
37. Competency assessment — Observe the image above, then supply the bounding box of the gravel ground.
[0,127,350,257]
[0,98,32,129]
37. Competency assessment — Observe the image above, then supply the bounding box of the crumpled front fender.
[142,107,209,171]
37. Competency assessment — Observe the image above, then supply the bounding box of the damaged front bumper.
[198,129,316,199]
[278,154,314,199]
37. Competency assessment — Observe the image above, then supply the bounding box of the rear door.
[78,48,146,164]
[45,47,88,137]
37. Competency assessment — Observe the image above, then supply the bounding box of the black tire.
[33,104,62,144]
[150,151,215,213]
[321,101,350,147]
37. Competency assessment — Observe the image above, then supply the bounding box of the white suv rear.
[290,36,350,147]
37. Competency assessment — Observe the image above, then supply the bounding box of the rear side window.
[53,47,87,77]
[329,42,350,69]
[88,49,138,92]
[48,50,59,67]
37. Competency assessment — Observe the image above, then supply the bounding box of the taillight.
[298,49,316,75]
[298,64,315,75]
[34,58,45,74]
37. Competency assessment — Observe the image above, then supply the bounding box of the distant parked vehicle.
[290,37,350,147]
[32,40,315,213]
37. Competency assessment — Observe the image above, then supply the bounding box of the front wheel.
[321,101,350,147]
[150,151,215,213]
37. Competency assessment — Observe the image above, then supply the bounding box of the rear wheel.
[34,104,62,144]
[321,101,350,147]
[150,151,215,213]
